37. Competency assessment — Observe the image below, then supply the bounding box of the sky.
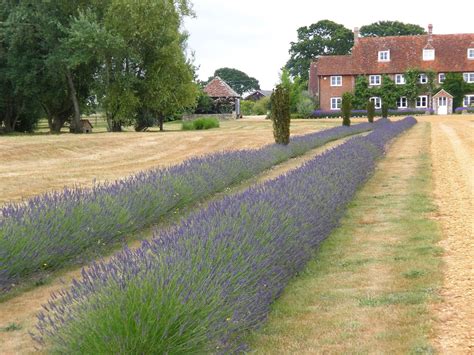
[184,0,473,90]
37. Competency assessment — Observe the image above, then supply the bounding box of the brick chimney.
[354,27,360,44]
[428,24,433,41]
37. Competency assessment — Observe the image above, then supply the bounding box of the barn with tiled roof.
[204,76,240,98]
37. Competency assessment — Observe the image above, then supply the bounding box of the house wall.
[319,75,354,111]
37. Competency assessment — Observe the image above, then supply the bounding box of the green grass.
[182,117,220,130]
[1,323,22,332]
[250,123,442,353]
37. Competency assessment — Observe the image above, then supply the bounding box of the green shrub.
[270,84,290,145]
[182,117,220,131]
[367,100,375,123]
[296,91,315,118]
[240,100,255,116]
[341,92,353,126]
[252,96,271,115]
[381,102,389,118]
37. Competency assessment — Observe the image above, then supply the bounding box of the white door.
[438,97,448,115]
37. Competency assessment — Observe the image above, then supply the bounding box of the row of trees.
[1,0,197,133]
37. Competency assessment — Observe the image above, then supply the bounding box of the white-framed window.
[423,48,435,61]
[463,95,474,107]
[463,72,474,83]
[369,75,381,86]
[330,75,342,86]
[370,96,382,109]
[468,48,474,59]
[416,95,428,108]
[397,97,408,108]
[419,73,428,84]
[378,50,390,62]
[438,73,446,83]
[395,74,405,85]
[330,97,342,110]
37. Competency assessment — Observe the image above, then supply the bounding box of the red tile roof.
[314,33,474,76]
[204,76,239,98]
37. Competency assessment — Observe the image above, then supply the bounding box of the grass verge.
[249,122,442,353]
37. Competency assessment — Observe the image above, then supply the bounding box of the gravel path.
[429,117,473,353]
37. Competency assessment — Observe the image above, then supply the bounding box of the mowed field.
[0,117,350,205]
[0,115,472,353]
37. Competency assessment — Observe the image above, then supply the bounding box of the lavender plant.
[34,117,417,353]
[0,123,374,291]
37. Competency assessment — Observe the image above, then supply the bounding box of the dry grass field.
[0,117,350,205]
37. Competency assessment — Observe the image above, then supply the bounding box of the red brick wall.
[319,75,354,111]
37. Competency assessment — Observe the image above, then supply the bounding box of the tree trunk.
[158,114,164,132]
[66,69,82,134]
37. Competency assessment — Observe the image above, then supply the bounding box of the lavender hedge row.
[311,108,433,118]
[34,117,417,353]
[0,123,374,290]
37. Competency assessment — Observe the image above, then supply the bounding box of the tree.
[341,92,352,126]
[367,100,375,123]
[270,85,290,145]
[285,20,353,81]
[280,69,305,113]
[211,68,260,96]
[379,75,399,109]
[360,21,426,37]
[381,102,389,118]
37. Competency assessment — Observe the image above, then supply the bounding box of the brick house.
[309,25,474,114]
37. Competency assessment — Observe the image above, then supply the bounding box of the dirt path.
[0,133,358,355]
[429,117,474,353]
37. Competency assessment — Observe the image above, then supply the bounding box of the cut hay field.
[0,115,471,354]
[0,117,350,205]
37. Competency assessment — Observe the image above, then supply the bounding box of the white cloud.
[184,0,473,89]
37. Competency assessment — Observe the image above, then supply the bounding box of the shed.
[70,119,93,133]
[244,90,272,101]
[432,89,453,115]
[204,76,241,117]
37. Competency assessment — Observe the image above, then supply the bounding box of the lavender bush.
[312,108,433,118]
[34,117,417,353]
[0,123,374,290]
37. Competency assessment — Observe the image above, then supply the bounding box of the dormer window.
[419,74,428,84]
[378,50,390,62]
[468,48,474,59]
[423,49,435,61]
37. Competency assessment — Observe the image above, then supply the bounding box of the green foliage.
[442,73,474,108]
[353,76,371,109]
[182,117,219,131]
[285,20,353,80]
[271,84,291,145]
[367,100,375,123]
[360,21,426,37]
[280,69,306,113]
[194,90,214,114]
[380,75,399,109]
[240,100,255,116]
[381,102,389,118]
[341,92,353,126]
[296,91,315,118]
[252,96,271,115]
[211,68,260,96]
[402,69,422,107]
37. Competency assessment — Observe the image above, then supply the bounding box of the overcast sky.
[184,0,473,89]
